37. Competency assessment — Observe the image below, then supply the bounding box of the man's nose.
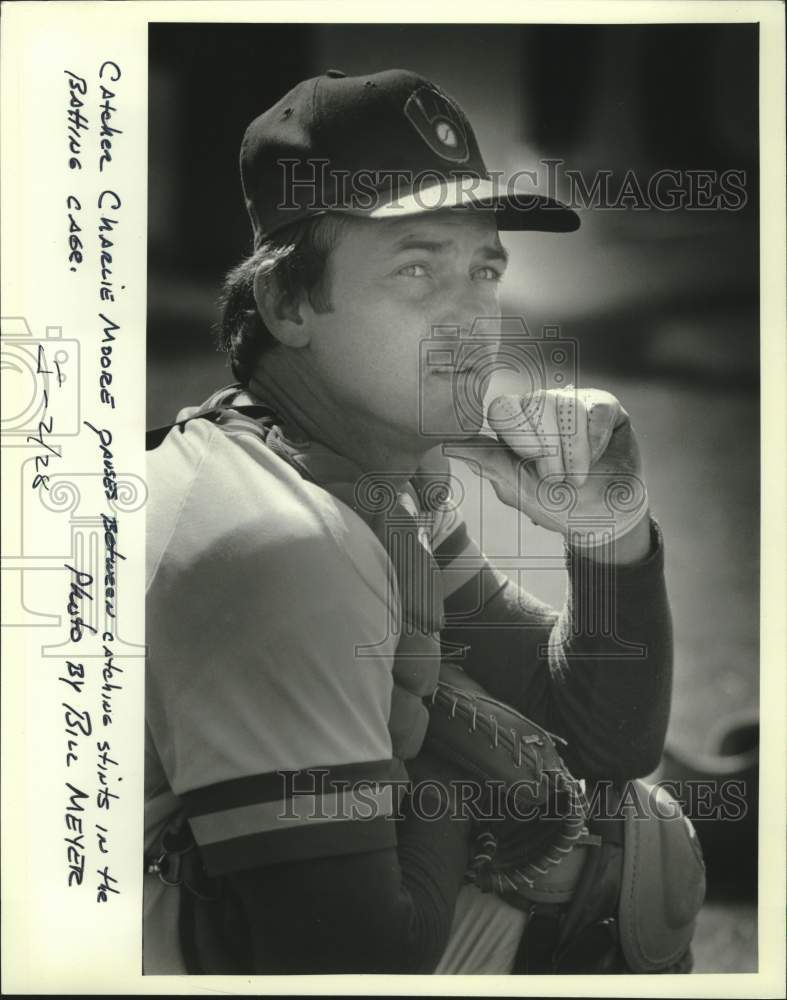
[433,278,498,339]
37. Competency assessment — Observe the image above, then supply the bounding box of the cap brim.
[340,178,580,233]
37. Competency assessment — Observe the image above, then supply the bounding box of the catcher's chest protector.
[298,476,444,761]
[235,411,444,760]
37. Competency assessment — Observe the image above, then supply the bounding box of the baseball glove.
[423,670,590,910]
[421,669,705,973]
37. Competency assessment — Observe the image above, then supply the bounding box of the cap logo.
[436,121,457,147]
[404,86,469,163]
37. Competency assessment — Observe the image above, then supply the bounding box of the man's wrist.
[566,510,655,565]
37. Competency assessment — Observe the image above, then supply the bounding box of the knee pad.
[517,779,706,974]
[616,779,706,972]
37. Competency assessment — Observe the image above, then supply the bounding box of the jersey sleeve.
[145,419,406,877]
[435,499,673,781]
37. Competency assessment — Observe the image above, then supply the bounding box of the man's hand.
[444,388,652,562]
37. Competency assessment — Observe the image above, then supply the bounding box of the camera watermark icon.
[1,316,145,655]
[1,317,81,442]
[418,317,578,439]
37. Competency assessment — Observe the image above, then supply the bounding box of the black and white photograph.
[1,2,784,995]
[145,19,759,977]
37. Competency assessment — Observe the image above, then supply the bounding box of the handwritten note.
[53,61,130,904]
[2,32,149,979]
[2,3,157,983]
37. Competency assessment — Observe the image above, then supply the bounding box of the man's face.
[298,209,507,444]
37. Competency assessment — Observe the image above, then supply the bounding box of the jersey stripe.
[434,521,506,603]
[179,758,404,817]
[179,758,409,877]
[190,786,397,843]
[433,519,471,564]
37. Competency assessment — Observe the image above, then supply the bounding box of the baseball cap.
[240,68,580,246]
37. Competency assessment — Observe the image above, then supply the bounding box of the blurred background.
[148,23,759,972]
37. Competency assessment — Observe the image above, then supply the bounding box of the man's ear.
[252,266,311,348]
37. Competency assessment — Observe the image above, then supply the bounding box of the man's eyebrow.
[389,235,509,264]
[390,236,452,254]
[480,244,509,265]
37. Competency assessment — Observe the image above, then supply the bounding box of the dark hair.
[215,213,347,384]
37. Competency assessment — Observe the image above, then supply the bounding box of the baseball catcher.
[144,68,705,974]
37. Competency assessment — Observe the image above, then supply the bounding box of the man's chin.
[417,396,488,443]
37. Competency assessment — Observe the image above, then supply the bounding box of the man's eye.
[397,263,429,277]
[474,266,503,282]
